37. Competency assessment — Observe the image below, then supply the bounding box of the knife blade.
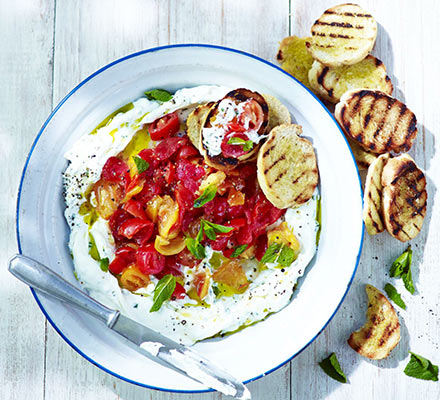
[8,254,251,399]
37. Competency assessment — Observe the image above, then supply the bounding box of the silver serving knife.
[8,254,251,399]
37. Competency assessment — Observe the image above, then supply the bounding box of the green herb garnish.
[194,184,217,208]
[150,274,176,312]
[390,246,415,294]
[384,283,406,310]
[185,220,233,259]
[404,352,439,381]
[231,245,248,258]
[260,243,283,264]
[315,195,322,246]
[99,257,109,272]
[133,156,149,174]
[278,245,295,267]
[319,353,347,383]
[144,89,173,103]
[227,137,254,152]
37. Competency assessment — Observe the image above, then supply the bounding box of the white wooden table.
[1,1,439,399]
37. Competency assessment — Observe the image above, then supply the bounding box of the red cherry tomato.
[221,132,251,158]
[132,224,155,246]
[109,255,128,275]
[154,137,187,161]
[101,157,130,186]
[228,218,247,229]
[118,218,153,239]
[255,234,268,261]
[115,246,136,263]
[123,199,147,220]
[238,99,264,131]
[136,244,165,275]
[177,144,199,159]
[109,208,131,242]
[138,148,159,170]
[149,112,180,141]
[171,283,186,300]
[163,161,175,184]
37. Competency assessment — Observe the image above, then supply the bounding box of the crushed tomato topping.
[93,125,285,298]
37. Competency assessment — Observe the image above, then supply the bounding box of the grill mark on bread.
[317,66,329,86]
[264,154,285,174]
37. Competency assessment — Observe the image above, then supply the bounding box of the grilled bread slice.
[363,153,390,235]
[309,55,393,103]
[200,88,269,171]
[186,102,215,150]
[276,36,314,89]
[262,94,291,132]
[306,4,377,67]
[348,284,400,360]
[257,124,318,209]
[347,136,377,170]
[335,89,418,154]
[381,154,427,242]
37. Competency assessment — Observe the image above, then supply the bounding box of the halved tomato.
[238,99,264,131]
[136,243,165,275]
[149,112,180,141]
[118,218,153,240]
[101,157,130,187]
[123,199,147,220]
[221,132,251,158]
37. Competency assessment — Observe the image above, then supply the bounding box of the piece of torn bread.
[363,153,390,235]
[257,124,318,209]
[262,94,291,132]
[346,136,378,170]
[186,102,215,151]
[309,55,393,103]
[306,3,377,67]
[381,154,427,242]
[335,89,418,154]
[348,284,400,360]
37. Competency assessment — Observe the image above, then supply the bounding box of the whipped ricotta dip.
[63,85,320,346]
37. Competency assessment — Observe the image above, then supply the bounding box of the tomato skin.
[221,132,251,158]
[115,246,136,263]
[255,234,268,261]
[101,157,130,186]
[118,218,153,240]
[109,208,131,242]
[149,112,180,141]
[138,148,160,170]
[109,255,128,275]
[123,199,147,219]
[228,218,247,229]
[238,99,264,131]
[164,161,175,184]
[136,244,165,275]
[171,283,186,300]
[177,144,199,159]
[154,137,187,161]
[175,159,205,192]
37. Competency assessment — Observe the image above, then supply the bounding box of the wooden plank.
[289,1,440,399]
[0,0,54,399]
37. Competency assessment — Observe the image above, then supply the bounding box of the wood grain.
[2,0,440,399]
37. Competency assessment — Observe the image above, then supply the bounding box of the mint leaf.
[227,136,254,152]
[144,89,173,103]
[231,245,248,258]
[390,246,415,294]
[185,237,205,260]
[384,283,406,310]
[99,257,109,272]
[150,274,176,312]
[133,156,149,174]
[202,220,234,234]
[404,352,439,381]
[260,242,282,264]
[88,233,100,261]
[278,245,295,267]
[204,226,216,240]
[319,353,347,383]
[194,184,217,208]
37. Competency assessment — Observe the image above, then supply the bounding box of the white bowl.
[16,44,363,393]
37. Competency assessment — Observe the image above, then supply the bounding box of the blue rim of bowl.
[16,43,364,394]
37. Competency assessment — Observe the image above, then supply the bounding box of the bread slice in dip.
[200,88,269,171]
[257,124,319,209]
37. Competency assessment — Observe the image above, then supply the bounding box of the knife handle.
[8,254,119,327]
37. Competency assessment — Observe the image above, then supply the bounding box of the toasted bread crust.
[381,154,427,242]
[257,124,318,209]
[346,136,377,170]
[363,153,390,235]
[262,94,291,132]
[335,89,418,154]
[309,55,393,103]
[201,88,269,171]
[186,102,215,150]
[306,4,377,67]
[348,285,400,360]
